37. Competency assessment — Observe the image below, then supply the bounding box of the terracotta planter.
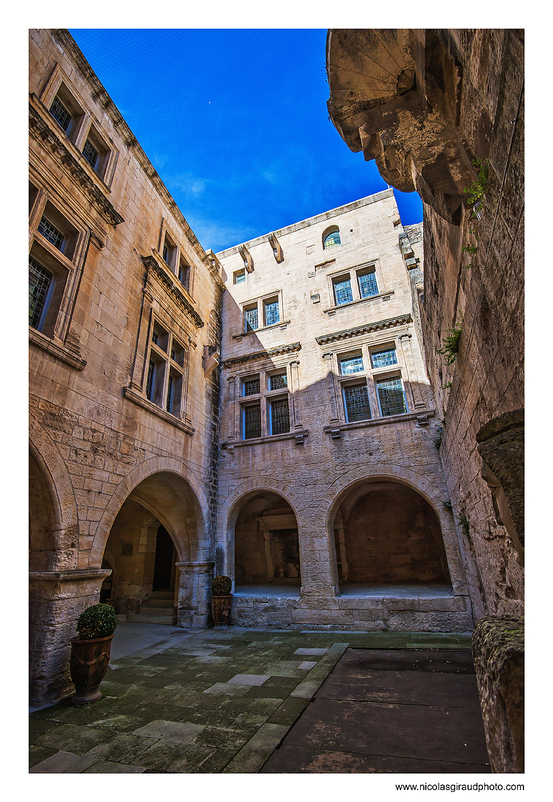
[211,594,232,626]
[69,634,114,704]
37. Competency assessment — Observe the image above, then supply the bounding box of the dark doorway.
[153,525,175,590]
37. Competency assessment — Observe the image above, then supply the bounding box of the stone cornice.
[142,254,204,329]
[50,29,213,271]
[222,342,302,369]
[316,314,412,346]
[29,100,124,228]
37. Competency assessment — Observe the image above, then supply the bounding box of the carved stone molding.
[142,254,204,329]
[221,342,302,369]
[316,314,412,346]
[29,101,124,228]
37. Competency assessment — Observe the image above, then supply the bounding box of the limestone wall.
[216,193,472,631]
[28,29,222,706]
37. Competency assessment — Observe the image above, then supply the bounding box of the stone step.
[143,598,175,608]
[149,590,174,599]
[138,605,176,617]
[126,613,177,625]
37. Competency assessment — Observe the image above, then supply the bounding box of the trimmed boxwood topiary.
[211,575,232,596]
[77,603,118,640]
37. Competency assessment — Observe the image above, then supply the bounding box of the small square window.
[244,305,259,332]
[264,297,280,326]
[49,95,72,132]
[234,269,246,284]
[178,257,190,290]
[82,138,99,169]
[343,383,372,423]
[269,372,287,391]
[340,354,364,375]
[333,275,353,306]
[376,377,408,416]
[243,376,260,396]
[38,216,65,251]
[243,403,262,439]
[270,397,290,435]
[371,348,398,369]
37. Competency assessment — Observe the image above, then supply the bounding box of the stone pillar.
[472,615,524,773]
[398,332,425,409]
[323,352,340,422]
[176,561,215,629]
[289,359,303,429]
[227,376,237,441]
[29,568,111,710]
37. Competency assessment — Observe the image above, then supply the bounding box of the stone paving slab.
[30,626,478,773]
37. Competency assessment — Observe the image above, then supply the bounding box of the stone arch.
[323,463,467,594]
[217,477,303,581]
[90,456,210,569]
[29,416,79,569]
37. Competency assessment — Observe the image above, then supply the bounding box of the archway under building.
[101,471,201,620]
[234,491,301,596]
[332,479,452,596]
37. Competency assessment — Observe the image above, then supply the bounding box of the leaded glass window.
[358,269,378,298]
[243,376,260,396]
[244,404,261,439]
[82,138,99,168]
[371,348,398,369]
[376,377,407,416]
[49,96,71,131]
[343,383,372,422]
[270,398,290,435]
[166,373,174,412]
[146,361,156,401]
[333,276,353,306]
[38,216,64,251]
[340,355,364,375]
[270,372,287,390]
[323,230,341,248]
[244,306,259,331]
[264,298,280,326]
[29,256,53,329]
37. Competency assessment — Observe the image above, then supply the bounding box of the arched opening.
[29,451,56,571]
[323,225,341,249]
[333,480,451,594]
[101,471,201,622]
[234,491,300,595]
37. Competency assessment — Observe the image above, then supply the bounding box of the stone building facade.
[29,29,224,708]
[29,29,523,773]
[215,193,472,632]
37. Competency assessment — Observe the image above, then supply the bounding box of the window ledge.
[29,327,87,370]
[123,387,195,434]
[324,408,435,437]
[232,320,291,340]
[221,428,309,449]
[323,290,394,314]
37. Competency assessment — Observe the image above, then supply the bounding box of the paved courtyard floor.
[29,624,489,774]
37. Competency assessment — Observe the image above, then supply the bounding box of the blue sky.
[70,28,422,253]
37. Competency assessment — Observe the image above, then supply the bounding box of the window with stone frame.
[145,319,187,417]
[28,190,86,339]
[48,86,84,142]
[323,225,341,249]
[330,263,379,307]
[333,339,410,424]
[158,220,195,295]
[239,366,291,440]
[241,291,283,333]
[80,124,111,181]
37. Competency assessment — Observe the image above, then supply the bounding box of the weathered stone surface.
[471,616,524,773]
